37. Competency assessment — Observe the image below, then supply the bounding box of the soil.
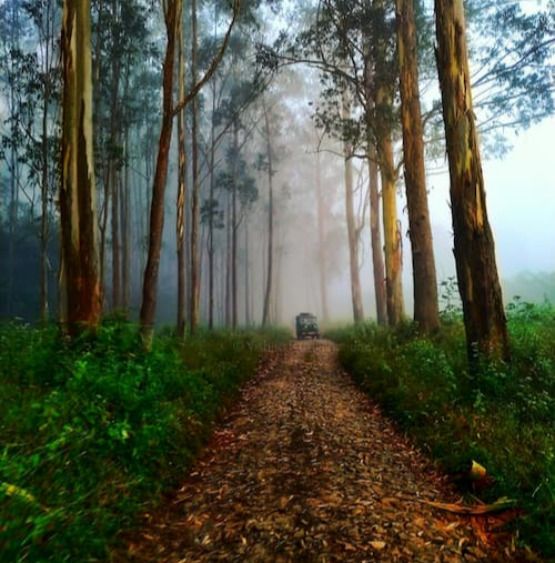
[120,340,525,562]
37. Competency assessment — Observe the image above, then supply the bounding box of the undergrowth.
[329,301,555,556]
[0,322,289,561]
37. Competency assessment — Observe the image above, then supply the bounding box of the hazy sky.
[427,117,555,279]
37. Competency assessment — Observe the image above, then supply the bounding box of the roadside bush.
[0,322,288,561]
[331,303,555,556]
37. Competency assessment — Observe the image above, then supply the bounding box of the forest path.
[121,340,519,562]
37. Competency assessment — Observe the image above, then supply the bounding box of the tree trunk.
[111,148,121,310]
[225,191,232,327]
[363,32,387,326]
[231,122,238,329]
[190,0,201,333]
[273,244,283,324]
[371,0,404,327]
[6,0,21,318]
[99,164,110,305]
[220,245,226,326]
[121,126,131,314]
[315,151,329,322]
[375,87,404,326]
[244,218,250,326]
[40,40,50,323]
[39,0,55,323]
[262,101,274,327]
[396,0,440,333]
[119,54,132,316]
[109,0,121,312]
[435,0,509,362]
[176,11,187,337]
[208,80,216,330]
[139,0,181,344]
[59,0,102,334]
[342,93,364,323]
[368,145,387,325]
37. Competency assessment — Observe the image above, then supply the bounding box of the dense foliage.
[329,302,555,555]
[0,323,288,560]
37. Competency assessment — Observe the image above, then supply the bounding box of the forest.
[0,0,554,560]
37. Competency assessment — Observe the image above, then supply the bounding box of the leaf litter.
[118,340,530,562]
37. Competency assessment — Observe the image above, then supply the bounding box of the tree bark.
[59,0,102,334]
[225,191,232,327]
[176,8,187,337]
[244,218,251,326]
[363,8,388,326]
[374,85,404,326]
[40,18,51,323]
[121,123,131,314]
[208,79,216,330]
[262,101,274,327]
[315,151,329,323]
[342,93,364,323]
[139,0,181,344]
[435,0,509,362]
[111,145,121,310]
[109,0,121,311]
[6,0,21,318]
[368,144,388,325]
[231,122,238,329]
[190,0,201,333]
[396,0,440,333]
[99,162,110,305]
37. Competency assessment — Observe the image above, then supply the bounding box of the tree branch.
[172,0,240,117]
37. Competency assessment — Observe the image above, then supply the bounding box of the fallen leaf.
[369,540,386,550]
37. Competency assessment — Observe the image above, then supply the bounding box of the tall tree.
[435,0,509,362]
[189,0,201,333]
[367,144,387,325]
[176,0,187,337]
[2,0,22,318]
[139,0,237,340]
[231,122,239,328]
[261,97,274,326]
[139,0,181,343]
[36,0,58,323]
[314,149,329,322]
[342,91,364,323]
[395,0,439,332]
[59,0,102,333]
[109,0,122,311]
[363,45,387,325]
[373,0,404,326]
[207,77,217,329]
[283,0,399,325]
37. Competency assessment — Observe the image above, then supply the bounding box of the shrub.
[0,322,288,561]
[331,304,555,556]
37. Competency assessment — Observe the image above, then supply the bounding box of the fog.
[0,0,553,328]
[149,61,554,329]
[280,117,555,326]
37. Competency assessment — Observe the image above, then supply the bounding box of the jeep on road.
[295,313,320,340]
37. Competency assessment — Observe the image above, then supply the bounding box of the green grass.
[0,321,289,561]
[328,302,555,556]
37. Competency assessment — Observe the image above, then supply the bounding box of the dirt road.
[122,340,520,562]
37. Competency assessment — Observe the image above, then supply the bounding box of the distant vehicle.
[295,313,320,340]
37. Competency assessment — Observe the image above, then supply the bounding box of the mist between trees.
[0,0,553,360]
